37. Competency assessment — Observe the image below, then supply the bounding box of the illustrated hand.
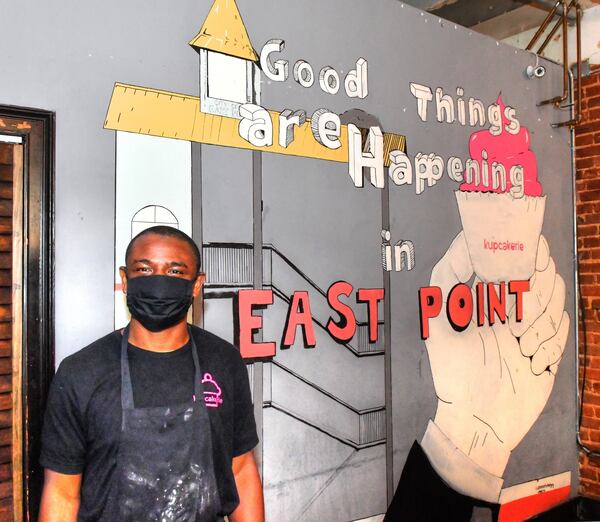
[425,232,569,481]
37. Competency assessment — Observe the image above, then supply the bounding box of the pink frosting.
[459,95,542,196]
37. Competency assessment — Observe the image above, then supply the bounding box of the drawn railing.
[265,360,386,449]
[203,244,254,285]
[203,243,384,356]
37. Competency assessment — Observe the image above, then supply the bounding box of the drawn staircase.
[203,242,386,448]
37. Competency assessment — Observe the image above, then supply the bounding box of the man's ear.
[192,272,205,298]
[119,266,128,294]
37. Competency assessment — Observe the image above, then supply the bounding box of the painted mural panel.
[107,0,577,520]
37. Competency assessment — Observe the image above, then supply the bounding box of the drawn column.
[192,142,203,327]
[253,150,264,474]
[382,170,393,503]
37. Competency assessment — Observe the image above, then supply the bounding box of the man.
[39,226,264,521]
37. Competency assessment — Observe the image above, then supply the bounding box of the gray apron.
[114,326,221,521]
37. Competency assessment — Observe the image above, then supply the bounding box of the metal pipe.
[526,0,561,51]
[569,66,587,458]
[569,65,582,455]
[539,0,570,107]
[536,6,564,53]
[555,3,582,127]
[519,0,577,21]
[537,0,575,54]
[571,48,600,458]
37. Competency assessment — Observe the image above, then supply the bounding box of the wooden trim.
[0,106,55,521]
[11,144,23,522]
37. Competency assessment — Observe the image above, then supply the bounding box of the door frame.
[0,105,55,520]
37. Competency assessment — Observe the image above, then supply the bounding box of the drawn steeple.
[190,0,261,119]
[189,0,259,62]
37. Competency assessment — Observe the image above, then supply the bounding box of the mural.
[105,0,577,520]
[391,104,571,520]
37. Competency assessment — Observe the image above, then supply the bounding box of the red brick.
[588,249,600,260]
[580,213,600,225]
[578,125,600,138]
[577,134,596,147]
[589,109,600,122]
[582,391,600,406]
[586,179,600,191]
[582,465,599,482]
[584,237,600,248]
[588,96,600,109]
[582,451,600,467]
[582,285,600,297]
[584,404,595,417]
[581,465,599,481]
[578,168,600,180]
[579,190,600,202]
[578,157,597,170]
[584,367,600,381]
[579,224,600,236]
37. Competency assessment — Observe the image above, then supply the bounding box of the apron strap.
[120,326,135,416]
[190,327,202,400]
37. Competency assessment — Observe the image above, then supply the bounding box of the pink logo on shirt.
[201,372,223,408]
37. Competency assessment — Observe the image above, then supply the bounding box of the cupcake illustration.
[455,95,546,283]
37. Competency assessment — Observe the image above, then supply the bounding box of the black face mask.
[126,275,195,332]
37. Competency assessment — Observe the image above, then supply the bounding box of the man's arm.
[228,450,264,522]
[39,469,82,522]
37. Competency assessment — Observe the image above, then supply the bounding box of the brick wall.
[576,69,600,498]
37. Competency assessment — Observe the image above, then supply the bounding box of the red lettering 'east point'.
[282,291,317,349]
[419,279,531,340]
[419,286,443,340]
[357,288,385,343]
[326,281,357,343]
[237,289,276,358]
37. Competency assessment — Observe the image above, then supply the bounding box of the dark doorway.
[0,106,54,521]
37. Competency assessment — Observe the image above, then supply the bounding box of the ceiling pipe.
[517,0,577,21]
[538,0,570,108]
[526,0,561,51]
[555,2,582,128]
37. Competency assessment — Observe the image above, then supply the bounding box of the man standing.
[39,226,264,521]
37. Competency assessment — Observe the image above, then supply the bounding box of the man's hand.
[425,232,569,481]
[39,469,81,522]
[229,450,264,522]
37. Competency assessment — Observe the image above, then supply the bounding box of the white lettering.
[344,58,368,99]
[348,124,384,188]
[239,104,273,147]
[260,39,288,82]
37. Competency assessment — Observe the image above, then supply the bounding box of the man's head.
[124,226,201,277]
[119,226,204,328]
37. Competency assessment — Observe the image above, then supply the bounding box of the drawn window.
[131,205,179,238]
[207,52,248,104]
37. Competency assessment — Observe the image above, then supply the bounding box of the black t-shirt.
[40,326,258,520]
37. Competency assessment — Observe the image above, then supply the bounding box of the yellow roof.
[189,0,258,62]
